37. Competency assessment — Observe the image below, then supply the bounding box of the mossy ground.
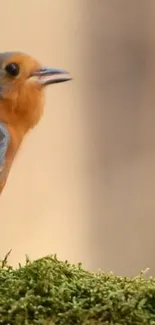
[0,253,155,325]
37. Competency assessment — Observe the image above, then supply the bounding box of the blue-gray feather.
[0,122,10,167]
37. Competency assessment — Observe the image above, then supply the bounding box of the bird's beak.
[31,67,72,86]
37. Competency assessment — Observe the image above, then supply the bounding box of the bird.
[0,51,71,195]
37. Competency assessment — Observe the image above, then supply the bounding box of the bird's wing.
[0,122,10,173]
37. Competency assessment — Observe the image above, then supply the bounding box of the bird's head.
[0,51,71,132]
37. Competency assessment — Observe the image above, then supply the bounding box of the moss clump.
[0,254,155,325]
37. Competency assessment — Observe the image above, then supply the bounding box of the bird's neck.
[0,96,44,162]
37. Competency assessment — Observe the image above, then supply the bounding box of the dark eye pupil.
[5,63,19,77]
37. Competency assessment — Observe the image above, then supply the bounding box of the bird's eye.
[5,63,20,77]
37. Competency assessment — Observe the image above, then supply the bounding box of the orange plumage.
[0,51,71,194]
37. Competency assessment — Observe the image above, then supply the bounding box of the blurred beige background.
[0,0,155,276]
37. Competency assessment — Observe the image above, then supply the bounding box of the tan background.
[0,0,155,276]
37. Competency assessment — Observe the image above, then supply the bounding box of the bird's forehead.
[0,51,40,70]
[0,52,24,66]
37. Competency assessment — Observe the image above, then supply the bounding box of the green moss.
[0,253,155,325]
